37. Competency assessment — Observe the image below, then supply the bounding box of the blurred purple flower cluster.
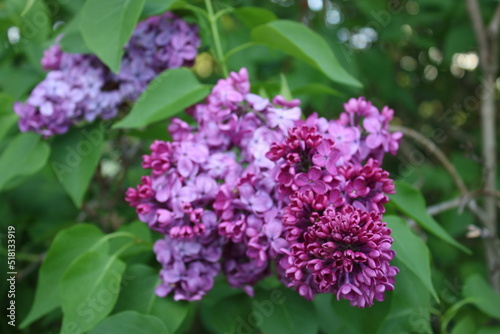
[126,69,402,307]
[14,12,199,137]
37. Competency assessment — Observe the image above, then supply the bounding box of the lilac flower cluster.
[126,68,300,300]
[126,69,402,306]
[267,115,400,306]
[14,12,200,136]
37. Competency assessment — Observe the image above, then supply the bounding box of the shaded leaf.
[89,311,168,334]
[113,264,192,333]
[201,293,254,334]
[20,224,107,328]
[254,287,318,334]
[234,7,277,28]
[292,83,342,97]
[463,274,500,320]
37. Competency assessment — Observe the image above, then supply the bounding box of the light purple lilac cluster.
[126,68,299,300]
[126,69,402,307]
[14,12,199,137]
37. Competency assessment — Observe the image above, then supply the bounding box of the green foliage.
[251,20,362,88]
[0,132,50,192]
[2,0,499,333]
[385,215,438,301]
[89,311,169,334]
[113,68,211,129]
[390,180,470,253]
[50,123,105,207]
[80,0,146,72]
[60,251,126,333]
[113,264,192,332]
[21,224,107,328]
[254,288,319,334]
[463,274,500,320]
[233,7,277,28]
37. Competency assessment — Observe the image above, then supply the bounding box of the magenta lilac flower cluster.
[267,107,401,306]
[14,12,199,136]
[126,69,402,307]
[126,68,300,300]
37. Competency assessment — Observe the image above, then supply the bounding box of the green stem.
[224,42,255,62]
[440,298,474,334]
[204,0,228,77]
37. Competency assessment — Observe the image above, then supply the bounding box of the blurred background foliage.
[0,0,499,333]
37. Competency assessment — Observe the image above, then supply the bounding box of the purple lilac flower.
[126,68,302,300]
[15,12,200,136]
[267,125,398,305]
[280,204,399,307]
[127,66,402,306]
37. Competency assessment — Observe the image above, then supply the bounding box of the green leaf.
[463,274,500,320]
[451,315,476,334]
[0,93,15,115]
[50,123,105,208]
[89,311,169,334]
[279,73,292,101]
[15,0,51,42]
[113,264,192,333]
[390,180,470,253]
[201,293,254,334]
[142,0,176,17]
[384,215,438,302]
[251,20,362,88]
[292,83,342,97]
[20,0,37,16]
[60,251,126,334]
[113,68,211,129]
[476,327,500,334]
[80,0,146,73]
[0,132,50,192]
[378,259,432,334]
[254,287,318,334]
[234,7,277,28]
[330,294,393,334]
[109,221,152,258]
[313,294,347,334]
[59,14,92,54]
[0,114,17,141]
[0,94,17,140]
[20,224,107,329]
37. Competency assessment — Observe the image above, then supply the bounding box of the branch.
[427,197,462,216]
[389,125,468,196]
[466,0,489,69]
[487,2,500,35]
